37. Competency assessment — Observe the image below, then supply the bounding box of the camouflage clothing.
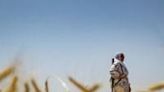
[110,58,131,92]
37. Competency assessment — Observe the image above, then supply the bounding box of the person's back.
[109,53,131,92]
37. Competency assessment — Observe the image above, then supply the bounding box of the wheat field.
[0,63,163,92]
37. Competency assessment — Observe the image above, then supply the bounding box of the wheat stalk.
[0,66,15,82]
[148,82,164,91]
[45,79,49,92]
[5,76,18,92]
[24,82,30,92]
[31,78,41,92]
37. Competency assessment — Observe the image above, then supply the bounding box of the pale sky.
[0,0,164,92]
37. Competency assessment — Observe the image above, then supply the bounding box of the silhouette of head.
[115,53,125,62]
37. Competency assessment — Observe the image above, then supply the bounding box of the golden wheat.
[31,78,42,92]
[69,76,100,92]
[1,63,164,92]
[5,76,18,92]
[0,66,15,82]
[24,82,30,92]
[45,79,49,92]
[148,82,164,91]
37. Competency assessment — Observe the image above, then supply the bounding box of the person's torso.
[113,60,130,87]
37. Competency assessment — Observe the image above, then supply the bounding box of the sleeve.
[120,65,129,78]
[109,64,121,79]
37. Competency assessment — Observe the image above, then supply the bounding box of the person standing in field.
[109,53,131,92]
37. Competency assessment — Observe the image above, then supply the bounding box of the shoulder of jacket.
[113,61,123,69]
[113,61,121,65]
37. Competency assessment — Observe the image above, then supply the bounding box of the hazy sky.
[0,0,164,92]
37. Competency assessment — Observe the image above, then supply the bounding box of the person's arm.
[119,64,128,78]
[110,64,121,79]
